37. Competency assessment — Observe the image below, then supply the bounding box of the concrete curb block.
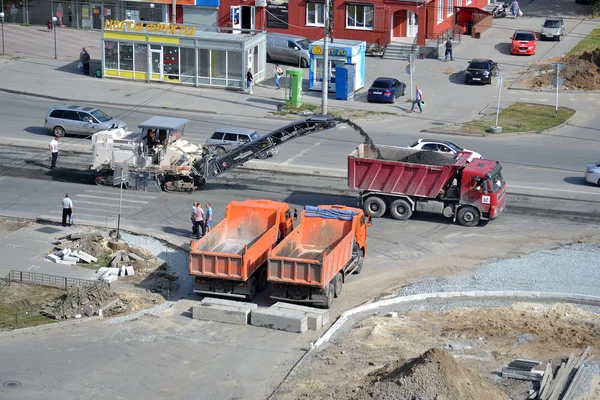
[312,291,600,349]
[0,316,102,338]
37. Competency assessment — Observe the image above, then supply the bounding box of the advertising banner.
[266,0,288,29]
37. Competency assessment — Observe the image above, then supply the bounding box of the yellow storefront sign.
[104,20,196,37]
[311,45,347,57]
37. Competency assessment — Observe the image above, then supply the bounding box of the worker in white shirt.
[62,193,74,227]
[49,136,59,169]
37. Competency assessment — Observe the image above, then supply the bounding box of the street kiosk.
[308,39,366,93]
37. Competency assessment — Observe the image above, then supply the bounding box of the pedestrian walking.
[191,202,197,235]
[510,0,520,18]
[444,39,453,62]
[205,203,212,234]
[193,202,205,240]
[274,64,283,89]
[61,194,74,227]
[246,67,254,94]
[49,136,59,169]
[410,86,424,113]
[80,47,91,76]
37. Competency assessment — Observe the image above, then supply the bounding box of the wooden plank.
[542,361,565,400]
[527,390,538,399]
[537,361,552,400]
[539,361,554,400]
[548,354,576,400]
[562,365,586,400]
[573,346,592,369]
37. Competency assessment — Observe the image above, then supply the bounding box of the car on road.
[367,77,406,103]
[540,17,564,41]
[44,105,127,137]
[408,139,483,162]
[464,59,499,84]
[511,30,537,55]
[585,161,600,186]
[206,128,278,159]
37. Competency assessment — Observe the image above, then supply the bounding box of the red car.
[511,30,537,55]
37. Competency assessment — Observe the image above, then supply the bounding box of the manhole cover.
[3,381,21,388]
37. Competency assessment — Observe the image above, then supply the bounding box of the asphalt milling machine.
[90,115,342,193]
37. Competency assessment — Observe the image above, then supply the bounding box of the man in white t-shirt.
[49,136,59,169]
[61,194,74,227]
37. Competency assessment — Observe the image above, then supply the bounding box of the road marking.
[72,200,142,209]
[6,244,22,248]
[281,141,322,165]
[510,185,600,196]
[75,194,149,204]
[84,189,157,199]
[516,166,577,173]
[48,210,125,219]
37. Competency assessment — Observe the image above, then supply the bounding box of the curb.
[312,290,600,349]
[0,315,102,338]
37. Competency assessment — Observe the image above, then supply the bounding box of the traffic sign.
[497,76,503,87]
[551,62,565,72]
[551,76,564,87]
[405,64,415,76]
[407,53,417,63]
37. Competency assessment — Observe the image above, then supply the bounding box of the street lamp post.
[52,16,57,59]
[0,12,5,55]
[150,3,154,22]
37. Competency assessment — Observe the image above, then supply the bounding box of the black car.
[367,77,406,103]
[464,59,499,84]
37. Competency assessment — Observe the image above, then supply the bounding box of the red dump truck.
[267,205,370,308]
[189,199,296,300]
[348,144,507,226]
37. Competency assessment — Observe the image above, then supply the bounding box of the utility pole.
[321,0,330,115]
[116,168,124,241]
[172,0,177,24]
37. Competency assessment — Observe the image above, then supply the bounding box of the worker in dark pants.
[193,202,205,240]
[61,194,74,227]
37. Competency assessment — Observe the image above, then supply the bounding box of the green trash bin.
[285,68,303,107]
[95,70,102,78]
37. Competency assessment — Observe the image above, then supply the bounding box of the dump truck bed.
[268,206,358,289]
[348,144,471,198]
[189,200,285,282]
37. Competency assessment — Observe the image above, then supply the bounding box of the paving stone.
[271,302,329,326]
[250,308,308,333]
[126,266,135,276]
[200,297,258,310]
[192,304,252,325]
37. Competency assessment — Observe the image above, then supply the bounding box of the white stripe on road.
[73,200,142,209]
[510,185,600,196]
[57,205,135,214]
[281,141,322,165]
[83,189,158,199]
[75,194,149,204]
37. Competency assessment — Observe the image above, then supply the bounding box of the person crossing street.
[49,136,59,169]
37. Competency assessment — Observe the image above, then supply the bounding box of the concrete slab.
[73,250,97,263]
[62,256,80,262]
[102,275,118,283]
[200,297,258,310]
[46,254,60,263]
[57,260,76,265]
[126,266,135,276]
[271,302,330,327]
[128,252,144,261]
[96,267,109,275]
[110,252,121,268]
[250,308,308,333]
[192,304,252,326]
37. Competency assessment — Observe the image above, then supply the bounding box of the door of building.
[241,6,255,31]
[230,6,241,34]
[149,46,163,81]
[407,11,418,37]
[91,4,103,29]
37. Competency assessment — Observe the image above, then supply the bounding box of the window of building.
[105,41,118,69]
[211,49,227,86]
[163,46,179,79]
[227,51,243,87]
[437,0,444,23]
[180,47,196,84]
[307,2,325,26]
[119,43,134,71]
[346,4,374,29]
[456,0,462,6]
[198,48,211,85]
[134,44,147,73]
[466,0,471,4]
[447,0,453,16]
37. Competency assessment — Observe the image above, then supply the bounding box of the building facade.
[217,0,490,46]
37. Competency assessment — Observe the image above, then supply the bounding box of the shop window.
[307,2,325,26]
[227,51,243,87]
[180,47,196,84]
[198,49,211,85]
[164,46,180,79]
[119,43,134,71]
[211,50,227,86]
[134,44,147,73]
[346,4,374,29]
[105,41,118,69]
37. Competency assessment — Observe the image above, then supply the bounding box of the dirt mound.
[533,50,600,90]
[42,282,117,319]
[399,151,455,166]
[357,348,508,400]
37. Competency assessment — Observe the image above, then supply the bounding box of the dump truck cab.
[459,158,507,223]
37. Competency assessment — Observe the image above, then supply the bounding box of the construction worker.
[147,129,156,149]
[193,202,205,240]
[205,203,212,234]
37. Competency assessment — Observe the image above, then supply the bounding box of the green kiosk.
[285,68,303,106]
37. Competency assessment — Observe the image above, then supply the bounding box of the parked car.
[205,128,278,159]
[540,17,564,41]
[585,161,600,186]
[511,30,537,55]
[367,78,406,103]
[464,59,499,84]
[408,139,483,162]
[45,105,127,137]
[266,34,311,68]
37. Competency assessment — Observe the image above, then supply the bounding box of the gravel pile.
[399,151,455,166]
[400,243,600,297]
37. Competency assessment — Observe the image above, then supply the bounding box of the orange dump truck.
[189,199,296,300]
[267,205,370,308]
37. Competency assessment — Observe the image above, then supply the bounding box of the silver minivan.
[266,34,311,68]
[205,128,279,159]
[44,104,127,137]
[540,17,564,41]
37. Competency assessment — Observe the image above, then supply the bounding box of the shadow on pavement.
[161,226,193,237]
[494,43,514,56]
[25,126,50,136]
[448,72,466,85]
[564,176,591,187]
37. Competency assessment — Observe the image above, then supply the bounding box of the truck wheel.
[334,273,343,298]
[322,283,335,309]
[363,196,386,218]
[457,206,480,227]
[257,267,268,292]
[246,276,258,301]
[389,199,413,220]
[353,248,364,274]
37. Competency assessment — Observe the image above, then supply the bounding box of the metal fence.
[1,270,99,292]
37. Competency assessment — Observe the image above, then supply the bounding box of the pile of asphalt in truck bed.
[399,151,454,166]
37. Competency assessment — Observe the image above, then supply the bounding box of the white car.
[408,139,482,162]
[585,161,600,186]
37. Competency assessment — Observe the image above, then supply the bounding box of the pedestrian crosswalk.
[40,188,158,228]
